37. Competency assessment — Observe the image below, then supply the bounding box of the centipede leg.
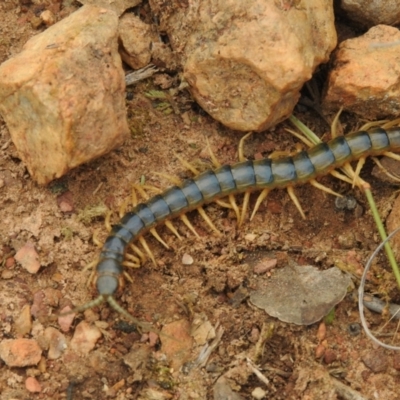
[124,252,141,266]
[309,179,342,198]
[138,236,157,266]
[287,186,306,219]
[372,157,400,182]
[105,210,113,232]
[197,206,222,236]
[165,220,182,240]
[150,228,170,249]
[180,214,200,237]
[153,172,181,185]
[238,132,252,162]
[92,229,103,248]
[352,157,366,187]
[330,106,343,138]
[240,191,251,227]
[130,243,147,264]
[175,152,199,175]
[330,170,353,185]
[383,151,400,161]
[250,189,269,221]
[206,136,221,168]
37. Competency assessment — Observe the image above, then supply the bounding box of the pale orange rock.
[25,376,42,393]
[119,13,156,69]
[44,327,67,359]
[70,321,102,354]
[160,319,193,371]
[78,0,141,16]
[324,25,400,119]
[15,242,40,274]
[0,339,42,367]
[0,5,129,184]
[158,0,336,131]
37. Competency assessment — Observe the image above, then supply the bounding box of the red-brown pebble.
[323,349,337,364]
[0,338,42,367]
[25,376,42,393]
[253,258,277,274]
[315,344,326,359]
[58,305,75,332]
[316,322,326,342]
[362,349,388,373]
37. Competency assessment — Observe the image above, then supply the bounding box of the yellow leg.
[238,132,253,162]
[105,210,113,232]
[329,170,353,185]
[372,156,400,182]
[250,189,269,221]
[330,106,343,138]
[197,206,222,236]
[229,194,241,225]
[132,185,138,207]
[180,214,200,237]
[92,229,103,248]
[383,151,400,161]
[138,236,157,266]
[215,199,232,209]
[165,220,182,240]
[122,260,140,268]
[287,186,306,219]
[239,191,251,227]
[352,157,366,188]
[206,136,221,168]
[124,252,141,265]
[174,152,199,175]
[123,271,134,283]
[309,179,342,198]
[153,171,181,186]
[150,227,169,249]
[130,243,147,263]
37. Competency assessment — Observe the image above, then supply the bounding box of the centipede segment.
[71,125,400,323]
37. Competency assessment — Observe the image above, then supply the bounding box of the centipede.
[70,124,400,325]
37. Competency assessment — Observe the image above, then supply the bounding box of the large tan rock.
[323,25,400,119]
[0,5,129,185]
[152,0,336,132]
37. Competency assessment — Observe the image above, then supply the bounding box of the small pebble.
[245,233,257,242]
[323,349,337,364]
[70,321,102,354]
[182,253,194,265]
[251,387,266,399]
[14,305,32,337]
[0,339,42,367]
[40,10,55,26]
[347,323,361,336]
[315,344,326,359]
[25,376,42,393]
[316,321,326,342]
[362,349,388,373]
[393,353,400,371]
[253,258,277,274]
[15,242,41,274]
[44,327,67,359]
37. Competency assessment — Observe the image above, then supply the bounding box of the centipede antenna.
[153,171,181,186]
[105,210,113,232]
[250,189,269,221]
[165,220,182,240]
[238,132,252,162]
[372,157,400,182]
[124,252,141,265]
[180,214,200,237]
[197,206,222,236]
[287,186,306,219]
[92,229,103,248]
[106,296,155,332]
[131,185,138,207]
[150,227,170,249]
[60,295,105,316]
[138,236,157,266]
[228,194,241,224]
[129,243,147,263]
[309,179,342,198]
[383,151,400,161]
[206,136,221,168]
[174,152,199,175]
[240,191,251,226]
[359,119,390,131]
[329,170,353,185]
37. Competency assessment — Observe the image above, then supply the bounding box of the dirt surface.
[1,2,400,400]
